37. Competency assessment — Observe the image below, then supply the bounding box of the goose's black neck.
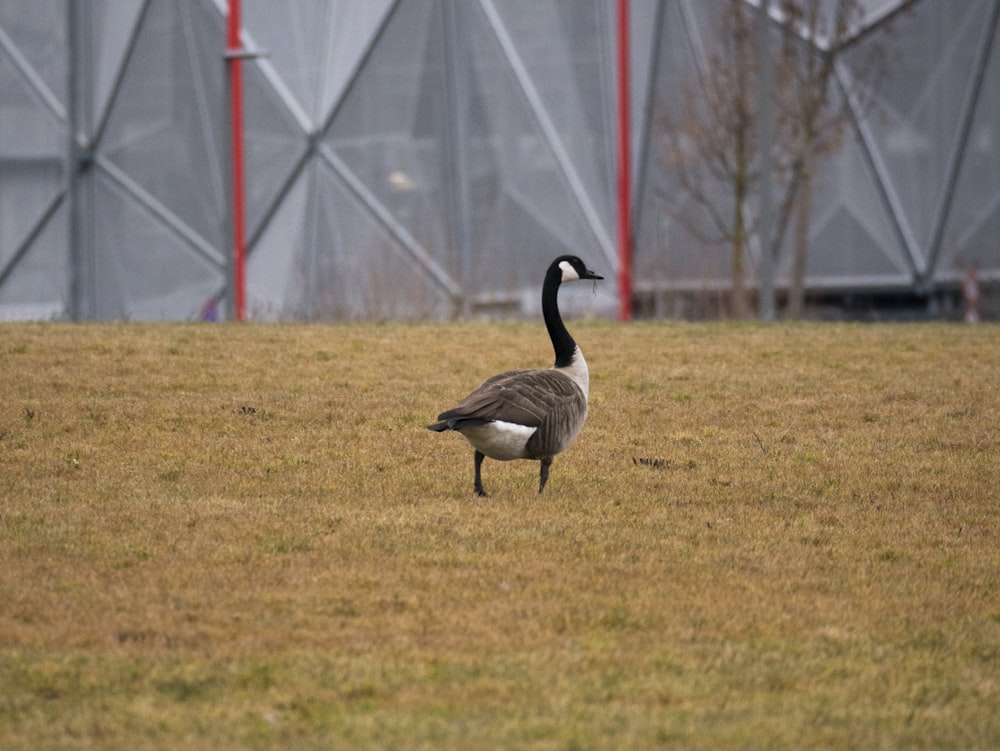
[542,264,577,368]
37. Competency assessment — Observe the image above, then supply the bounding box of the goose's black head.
[550,255,604,284]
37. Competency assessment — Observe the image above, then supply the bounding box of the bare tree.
[659,0,793,318]
[659,0,893,319]
[777,0,863,318]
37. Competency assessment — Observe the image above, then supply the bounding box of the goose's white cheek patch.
[559,261,580,282]
[458,421,537,461]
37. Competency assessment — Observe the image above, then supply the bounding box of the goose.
[428,255,603,496]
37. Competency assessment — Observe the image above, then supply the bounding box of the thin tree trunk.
[731,128,750,319]
[732,205,747,318]
[787,143,814,319]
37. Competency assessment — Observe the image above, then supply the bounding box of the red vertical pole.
[616,0,633,322]
[226,0,247,321]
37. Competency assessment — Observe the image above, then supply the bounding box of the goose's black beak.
[583,268,603,281]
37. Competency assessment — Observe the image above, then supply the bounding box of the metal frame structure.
[632,0,1000,312]
[1,0,998,320]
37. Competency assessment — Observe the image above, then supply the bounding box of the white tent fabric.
[1,0,998,320]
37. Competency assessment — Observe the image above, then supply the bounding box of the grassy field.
[1,320,998,749]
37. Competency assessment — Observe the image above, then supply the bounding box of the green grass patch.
[1,321,998,749]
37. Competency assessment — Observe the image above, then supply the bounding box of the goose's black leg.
[474,450,488,497]
[538,456,553,494]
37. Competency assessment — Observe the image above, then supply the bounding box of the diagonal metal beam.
[740,0,837,52]
[207,0,310,259]
[0,190,65,290]
[92,0,153,149]
[0,23,65,120]
[925,1,1000,278]
[208,0,312,134]
[479,0,617,271]
[316,143,462,303]
[632,0,666,260]
[836,59,923,283]
[212,0,402,261]
[838,0,922,53]
[181,3,227,217]
[94,156,225,269]
[677,0,709,81]
[318,0,402,135]
[950,190,1000,259]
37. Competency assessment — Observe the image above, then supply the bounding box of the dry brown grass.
[1,321,998,749]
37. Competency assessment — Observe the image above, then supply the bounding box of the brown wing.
[436,369,583,429]
[524,388,588,459]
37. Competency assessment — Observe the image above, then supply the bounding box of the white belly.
[458,420,537,461]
